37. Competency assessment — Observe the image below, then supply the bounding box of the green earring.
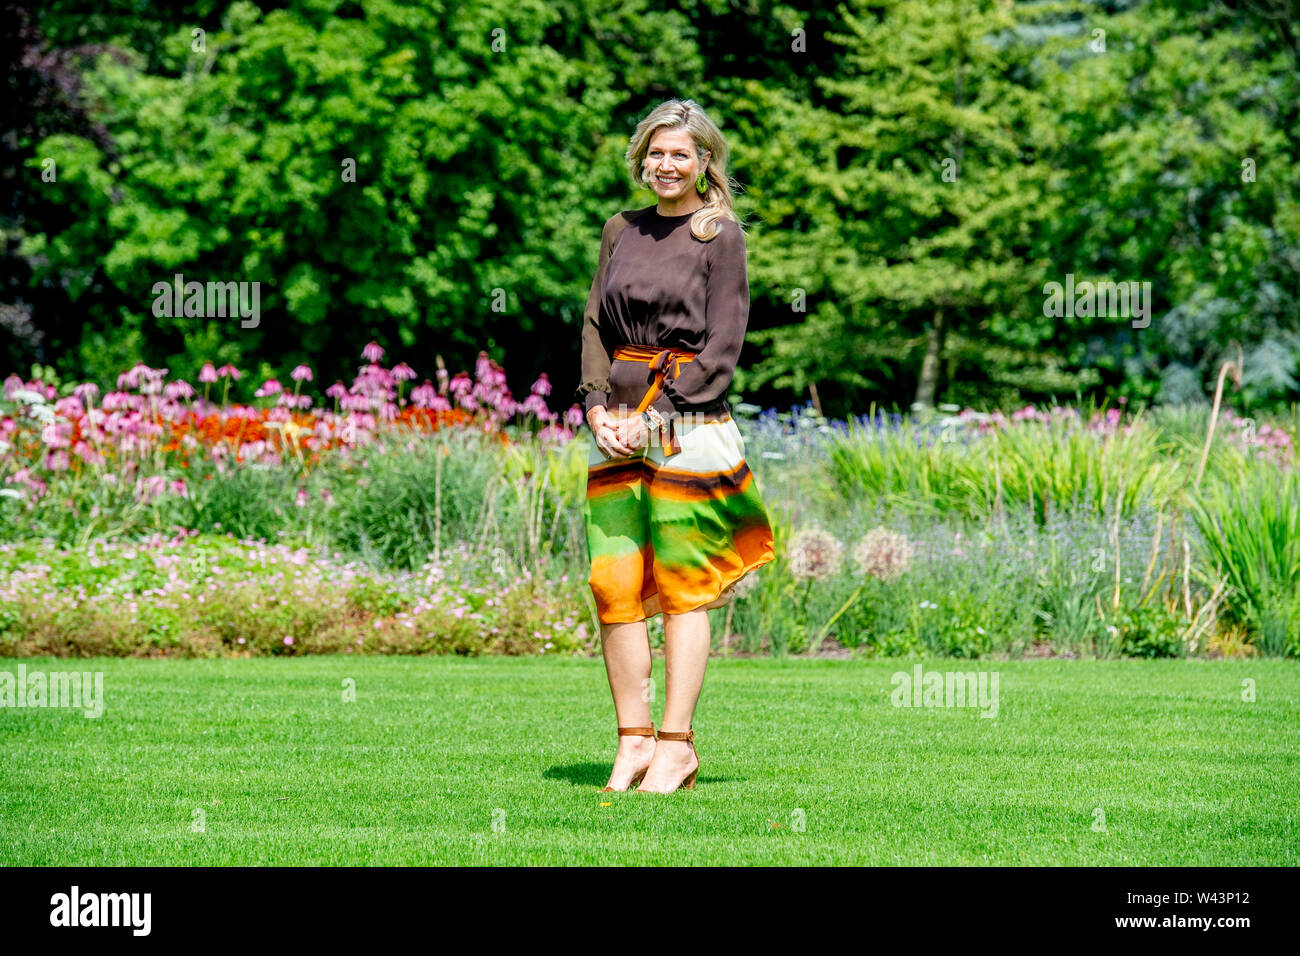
[696,171,707,194]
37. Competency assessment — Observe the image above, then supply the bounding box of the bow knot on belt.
[612,344,698,456]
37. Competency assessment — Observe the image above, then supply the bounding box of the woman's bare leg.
[637,607,708,792]
[600,619,657,790]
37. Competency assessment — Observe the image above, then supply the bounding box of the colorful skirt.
[583,347,776,624]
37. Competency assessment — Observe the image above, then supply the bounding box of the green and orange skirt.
[583,344,776,624]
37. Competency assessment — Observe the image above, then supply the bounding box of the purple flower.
[117,364,151,390]
[411,382,438,408]
[448,372,472,396]
[45,449,71,471]
[290,364,314,382]
[362,341,385,362]
[519,394,547,417]
[199,363,218,384]
[164,380,195,400]
[53,396,84,419]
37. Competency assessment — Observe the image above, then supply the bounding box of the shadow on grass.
[543,762,738,787]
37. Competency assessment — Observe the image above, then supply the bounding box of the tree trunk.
[914,308,946,410]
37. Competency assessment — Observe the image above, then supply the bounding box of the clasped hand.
[591,411,652,458]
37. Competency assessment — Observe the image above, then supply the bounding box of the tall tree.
[742,0,1067,413]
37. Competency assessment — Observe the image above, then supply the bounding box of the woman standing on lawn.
[575,99,776,794]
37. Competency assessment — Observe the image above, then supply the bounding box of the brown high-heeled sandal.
[636,728,698,793]
[597,723,656,792]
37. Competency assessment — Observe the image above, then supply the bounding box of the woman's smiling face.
[644,127,708,200]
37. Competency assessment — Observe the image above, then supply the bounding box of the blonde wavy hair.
[624,99,744,242]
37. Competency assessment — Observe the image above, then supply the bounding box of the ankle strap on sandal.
[656,728,693,742]
[618,723,656,737]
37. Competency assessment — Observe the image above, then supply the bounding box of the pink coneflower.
[411,382,438,408]
[169,479,188,498]
[519,395,546,418]
[341,393,370,414]
[44,450,71,472]
[55,398,85,422]
[448,372,472,396]
[290,364,313,382]
[325,381,348,401]
[199,363,218,383]
[391,362,416,382]
[295,487,307,507]
[73,382,100,402]
[41,421,73,448]
[135,475,167,503]
[362,341,385,362]
[216,364,242,380]
[116,366,138,390]
[73,441,105,466]
[354,364,395,398]
[254,379,283,397]
[530,372,552,397]
[164,380,195,400]
[7,467,46,498]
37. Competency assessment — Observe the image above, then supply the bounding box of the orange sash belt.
[612,344,698,456]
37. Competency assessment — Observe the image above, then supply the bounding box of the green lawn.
[1,656,1296,865]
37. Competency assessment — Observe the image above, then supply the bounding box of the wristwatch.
[640,406,667,431]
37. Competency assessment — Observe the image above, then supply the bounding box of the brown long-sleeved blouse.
[574,205,749,427]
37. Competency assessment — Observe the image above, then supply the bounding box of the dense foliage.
[3,0,1297,417]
